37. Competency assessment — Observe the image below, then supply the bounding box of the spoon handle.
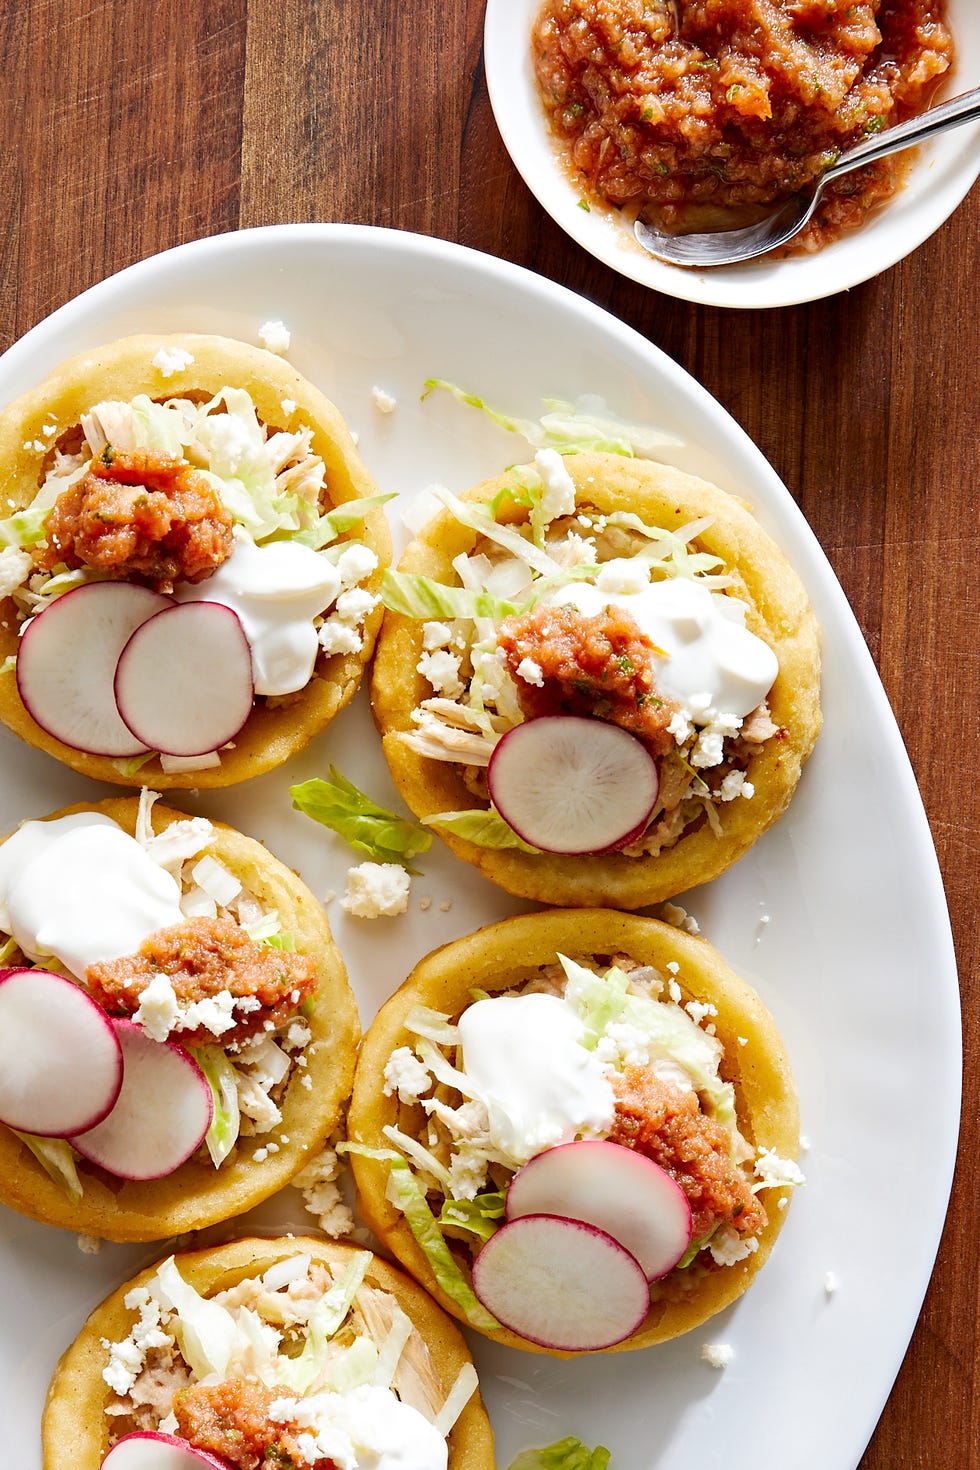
[827,85,980,182]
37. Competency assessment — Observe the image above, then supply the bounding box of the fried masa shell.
[347,908,800,1356]
[42,1235,495,1470]
[0,333,392,788]
[371,451,821,908]
[0,797,360,1242]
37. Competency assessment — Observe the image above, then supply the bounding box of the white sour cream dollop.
[1,819,184,977]
[458,993,615,1165]
[175,531,341,696]
[272,1383,448,1470]
[551,576,778,719]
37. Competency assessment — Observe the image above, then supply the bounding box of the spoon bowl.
[635,86,980,269]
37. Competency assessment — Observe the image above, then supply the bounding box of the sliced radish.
[506,1139,692,1281]
[114,601,254,757]
[70,1019,213,1180]
[16,581,173,756]
[0,968,123,1136]
[471,1213,650,1351]
[102,1431,232,1469]
[486,715,659,855]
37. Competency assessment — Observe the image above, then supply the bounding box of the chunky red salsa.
[532,0,954,254]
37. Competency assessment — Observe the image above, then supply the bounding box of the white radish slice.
[0,967,123,1136]
[114,601,254,757]
[70,1019,213,1180]
[16,581,173,756]
[471,1213,650,1351]
[102,1431,232,1469]
[486,715,659,854]
[506,1139,692,1281]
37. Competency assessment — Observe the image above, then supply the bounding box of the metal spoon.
[633,85,980,269]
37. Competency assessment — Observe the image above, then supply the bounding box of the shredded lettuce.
[291,768,432,871]
[432,487,564,578]
[290,493,396,550]
[318,1335,379,1394]
[438,1191,506,1245]
[603,511,725,580]
[263,931,297,953]
[382,569,525,622]
[423,379,679,459]
[340,1144,501,1331]
[277,1252,374,1393]
[11,1130,82,1203]
[422,809,542,853]
[404,1005,460,1047]
[193,1046,241,1167]
[560,954,737,1137]
[0,507,49,548]
[506,1438,612,1470]
[151,1256,240,1380]
[111,753,157,779]
[557,957,630,1050]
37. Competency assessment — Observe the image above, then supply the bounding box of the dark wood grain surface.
[3,1,978,1465]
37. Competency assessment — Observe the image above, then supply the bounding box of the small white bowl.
[484,0,980,308]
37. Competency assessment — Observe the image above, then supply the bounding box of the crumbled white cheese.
[152,347,194,378]
[77,1233,102,1254]
[595,557,651,596]
[661,902,700,935]
[336,543,378,588]
[824,1270,840,1296]
[383,1047,433,1104]
[684,999,717,1026]
[708,1225,759,1267]
[133,974,182,1043]
[371,385,397,413]
[318,620,362,656]
[718,769,755,801]
[690,710,742,770]
[342,862,411,918]
[515,657,545,687]
[421,620,453,651]
[417,648,463,698]
[534,447,576,524]
[447,1147,490,1202]
[258,319,291,355]
[336,587,378,624]
[281,398,297,415]
[701,1342,735,1369]
[0,547,34,599]
[754,1147,806,1189]
[292,1147,355,1237]
[286,1019,312,1050]
[181,990,238,1038]
[101,1288,170,1394]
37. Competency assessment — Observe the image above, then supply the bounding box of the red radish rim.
[486,714,660,856]
[504,1138,693,1281]
[15,581,174,757]
[0,967,124,1137]
[471,1211,651,1351]
[101,1430,234,1468]
[70,1019,213,1180]
[113,601,255,757]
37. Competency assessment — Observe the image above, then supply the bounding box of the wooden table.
[2,2,977,1466]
